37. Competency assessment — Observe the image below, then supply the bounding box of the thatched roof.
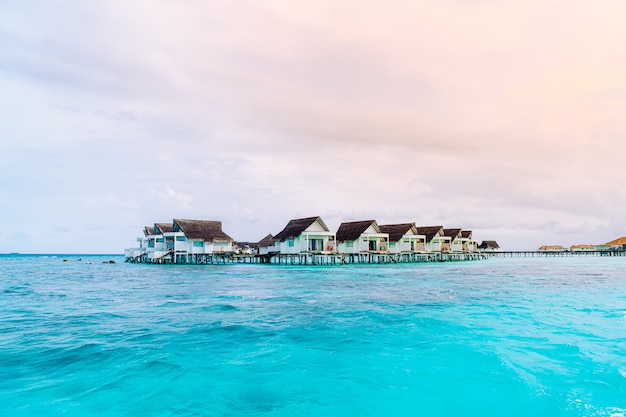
[257,233,276,247]
[273,216,329,241]
[570,244,594,249]
[379,223,417,242]
[336,220,380,242]
[461,230,472,239]
[173,219,234,243]
[415,226,444,243]
[478,240,500,249]
[155,223,174,234]
[143,226,155,236]
[539,245,566,250]
[443,228,462,240]
[603,237,626,246]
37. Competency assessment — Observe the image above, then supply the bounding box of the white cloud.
[158,187,194,211]
[87,194,140,210]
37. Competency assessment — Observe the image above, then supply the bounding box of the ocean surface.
[1,254,626,416]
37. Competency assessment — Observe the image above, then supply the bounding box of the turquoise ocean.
[1,254,626,416]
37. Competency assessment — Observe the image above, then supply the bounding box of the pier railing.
[482,250,626,258]
[125,251,486,265]
[125,249,626,265]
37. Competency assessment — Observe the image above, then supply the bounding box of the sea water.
[1,254,625,416]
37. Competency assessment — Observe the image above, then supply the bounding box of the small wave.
[204,303,240,312]
[158,300,193,308]
[2,285,34,295]
[141,359,182,373]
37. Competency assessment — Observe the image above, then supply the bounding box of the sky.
[1,0,626,253]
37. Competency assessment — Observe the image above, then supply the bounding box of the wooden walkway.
[126,251,486,265]
[483,250,626,258]
[126,250,626,265]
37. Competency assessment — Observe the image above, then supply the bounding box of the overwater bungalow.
[570,244,595,252]
[602,237,626,250]
[126,219,235,263]
[378,223,426,254]
[272,216,336,255]
[167,219,235,263]
[538,245,567,252]
[478,240,500,252]
[443,228,463,252]
[336,220,389,254]
[416,226,450,253]
[144,222,173,262]
[459,230,478,252]
[257,234,278,256]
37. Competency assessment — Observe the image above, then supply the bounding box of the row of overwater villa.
[124,216,493,265]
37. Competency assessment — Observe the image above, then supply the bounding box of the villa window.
[346,241,354,247]
[288,239,294,247]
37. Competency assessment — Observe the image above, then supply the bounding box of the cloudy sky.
[1,0,625,253]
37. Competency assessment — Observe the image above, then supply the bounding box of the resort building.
[272,216,336,254]
[143,222,172,262]
[460,230,478,252]
[602,237,626,250]
[478,240,501,252]
[256,234,279,256]
[570,244,595,252]
[416,226,450,253]
[125,216,486,264]
[165,219,235,262]
[443,228,463,252]
[125,219,235,263]
[378,223,426,254]
[538,245,567,252]
[336,220,389,254]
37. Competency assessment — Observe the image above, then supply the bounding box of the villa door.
[309,238,323,252]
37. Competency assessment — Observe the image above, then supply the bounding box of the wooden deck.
[126,249,626,265]
[483,250,626,257]
[126,251,486,265]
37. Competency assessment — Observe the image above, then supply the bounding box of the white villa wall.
[338,230,390,254]
[388,234,426,254]
[258,245,279,255]
[278,232,335,254]
[426,237,451,253]
[165,231,234,255]
[338,240,362,254]
[211,241,233,253]
[306,221,328,232]
[452,238,465,252]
